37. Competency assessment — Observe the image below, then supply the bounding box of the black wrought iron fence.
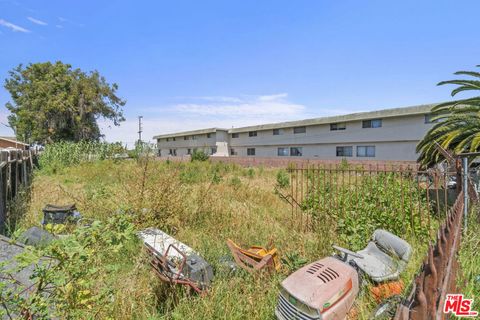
[278,163,457,241]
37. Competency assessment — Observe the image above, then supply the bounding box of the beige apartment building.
[154,104,437,161]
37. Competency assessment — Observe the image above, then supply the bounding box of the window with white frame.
[277,147,289,156]
[247,148,256,156]
[293,126,306,134]
[232,133,239,138]
[249,131,257,137]
[362,119,382,128]
[273,128,284,135]
[290,147,303,156]
[330,123,346,131]
[230,148,237,156]
[357,146,375,157]
[336,146,353,157]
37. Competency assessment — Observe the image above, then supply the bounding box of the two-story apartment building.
[154,128,229,157]
[154,104,437,161]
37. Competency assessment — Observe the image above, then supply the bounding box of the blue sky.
[0,0,479,145]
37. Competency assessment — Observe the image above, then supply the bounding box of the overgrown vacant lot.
[14,158,432,319]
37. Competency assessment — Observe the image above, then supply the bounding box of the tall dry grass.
[16,157,435,319]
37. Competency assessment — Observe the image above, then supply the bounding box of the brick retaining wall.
[156,156,417,169]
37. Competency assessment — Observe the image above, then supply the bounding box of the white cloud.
[198,96,244,103]
[172,93,305,116]
[99,93,309,143]
[258,93,288,101]
[55,24,63,29]
[0,18,30,33]
[27,16,47,26]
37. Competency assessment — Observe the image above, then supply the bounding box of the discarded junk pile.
[275,229,411,320]
[138,227,411,320]
[12,203,83,248]
[41,204,82,226]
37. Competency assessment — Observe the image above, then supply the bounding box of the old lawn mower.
[275,229,412,320]
[138,228,214,294]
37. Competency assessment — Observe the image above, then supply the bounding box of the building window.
[169,149,177,156]
[211,147,217,154]
[166,138,170,142]
[192,135,197,140]
[273,128,284,135]
[277,147,289,156]
[290,147,303,156]
[249,131,257,137]
[247,148,256,156]
[424,114,440,124]
[336,146,353,157]
[357,146,376,157]
[172,137,176,141]
[362,119,382,128]
[330,123,346,131]
[207,133,212,138]
[184,136,189,140]
[293,126,306,134]
[230,148,237,156]
[187,149,191,155]
[232,133,239,138]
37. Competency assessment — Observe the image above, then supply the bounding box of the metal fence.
[279,161,478,320]
[0,149,37,235]
[394,179,478,320]
[278,163,457,236]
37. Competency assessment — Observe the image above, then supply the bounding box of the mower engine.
[276,256,359,320]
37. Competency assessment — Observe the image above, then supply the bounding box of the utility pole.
[138,116,143,144]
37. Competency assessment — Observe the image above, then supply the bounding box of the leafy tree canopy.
[4,61,125,143]
[417,65,480,167]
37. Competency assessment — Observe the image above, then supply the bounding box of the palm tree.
[417,66,480,167]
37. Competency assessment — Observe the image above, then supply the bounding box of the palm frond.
[453,70,480,78]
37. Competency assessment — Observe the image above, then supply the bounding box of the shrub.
[245,168,255,178]
[1,214,142,319]
[229,176,242,189]
[300,171,430,250]
[276,170,290,188]
[191,150,209,162]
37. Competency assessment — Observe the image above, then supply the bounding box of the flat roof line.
[153,127,228,139]
[153,103,438,139]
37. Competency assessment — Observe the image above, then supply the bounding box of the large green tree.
[4,61,126,143]
[417,65,480,166]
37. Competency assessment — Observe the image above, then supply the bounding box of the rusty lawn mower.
[275,229,412,320]
[138,228,214,294]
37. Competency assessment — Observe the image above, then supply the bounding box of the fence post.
[462,157,468,232]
